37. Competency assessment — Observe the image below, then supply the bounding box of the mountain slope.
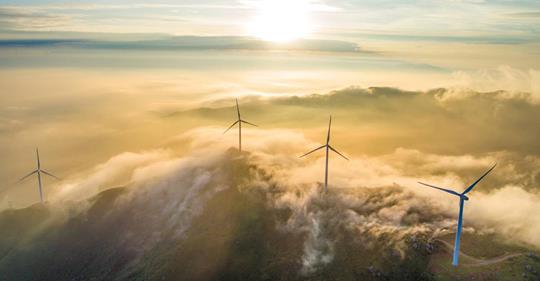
[0,152,538,281]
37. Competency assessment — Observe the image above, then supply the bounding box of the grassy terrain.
[429,233,540,281]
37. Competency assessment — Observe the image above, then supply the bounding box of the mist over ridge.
[1,133,540,280]
[1,0,540,278]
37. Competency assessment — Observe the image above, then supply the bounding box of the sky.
[0,0,539,209]
[0,0,539,38]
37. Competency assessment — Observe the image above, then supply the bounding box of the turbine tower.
[18,148,60,204]
[418,164,496,266]
[300,116,349,193]
[223,98,257,152]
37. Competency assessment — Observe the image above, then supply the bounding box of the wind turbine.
[18,148,60,204]
[300,116,349,193]
[223,98,257,152]
[418,164,496,266]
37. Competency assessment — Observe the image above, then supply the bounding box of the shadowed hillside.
[0,151,538,281]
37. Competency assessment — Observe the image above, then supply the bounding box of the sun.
[247,0,312,43]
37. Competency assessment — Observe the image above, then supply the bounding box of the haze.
[0,2,540,276]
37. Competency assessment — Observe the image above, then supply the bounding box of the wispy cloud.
[0,3,249,11]
[0,35,361,53]
[503,11,540,18]
[0,7,71,29]
[33,126,540,271]
[1,0,538,43]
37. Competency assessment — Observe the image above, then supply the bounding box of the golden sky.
[0,0,539,210]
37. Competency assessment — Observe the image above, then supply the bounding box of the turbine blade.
[41,170,61,180]
[36,147,41,169]
[462,163,497,195]
[236,98,241,119]
[328,145,349,160]
[18,170,37,182]
[223,120,240,134]
[241,120,258,127]
[418,182,461,197]
[326,115,332,143]
[299,145,326,158]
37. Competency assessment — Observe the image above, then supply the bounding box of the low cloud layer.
[172,86,540,156]
[26,126,538,274]
[2,83,540,208]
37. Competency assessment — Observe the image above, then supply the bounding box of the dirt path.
[433,239,524,267]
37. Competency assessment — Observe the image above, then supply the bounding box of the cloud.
[42,126,540,273]
[301,214,335,274]
[117,151,232,249]
[0,74,538,273]
[240,0,341,12]
[503,11,540,19]
[446,0,486,3]
[170,85,540,156]
[2,77,539,208]
[55,150,172,201]
[0,7,71,29]
[1,3,248,11]
[470,186,540,248]
[452,65,540,103]
[175,127,540,245]
[0,35,361,53]
[348,33,530,45]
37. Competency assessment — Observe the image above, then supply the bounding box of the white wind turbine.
[18,148,60,204]
[418,164,496,266]
[300,116,349,193]
[223,98,258,152]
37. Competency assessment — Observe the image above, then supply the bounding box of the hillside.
[0,153,538,281]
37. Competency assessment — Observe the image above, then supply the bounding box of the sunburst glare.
[247,0,312,42]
